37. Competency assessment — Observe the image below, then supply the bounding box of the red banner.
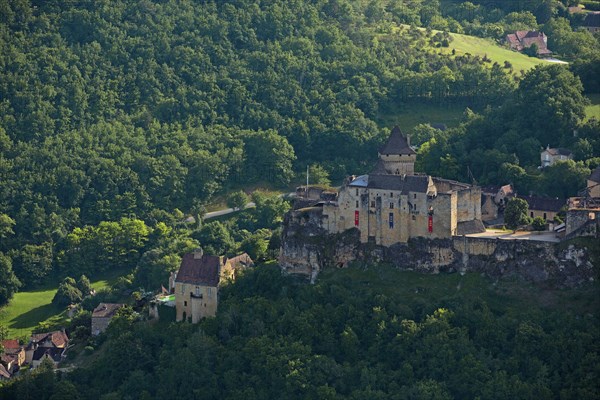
[355,211,359,226]
[428,215,433,233]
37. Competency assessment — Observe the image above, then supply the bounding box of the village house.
[505,30,552,56]
[582,12,600,33]
[566,166,600,235]
[91,303,125,336]
[25,330,69,369]
[540,145,573,168]
[321,127,484,246]
[481,184,514,221]
[172,249,253,323]
[587,166,600,198]
[1,339,25,377]
[517,195,565,222]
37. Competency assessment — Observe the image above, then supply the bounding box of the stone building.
[540,145,573,168]
[91,303,125,336]
[321,127,484,246]
[587,166,600,199]
[481,184,514,221]
[505,30,552,56]
[173,249,253,323]
[518,195,565,222]
[25,330,69,368]
[566,166,600,236]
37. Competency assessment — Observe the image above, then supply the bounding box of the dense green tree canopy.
[504,197,531,229]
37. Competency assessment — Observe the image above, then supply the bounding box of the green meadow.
[0,270,122,339]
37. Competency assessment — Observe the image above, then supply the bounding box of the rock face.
[280,208,597,287]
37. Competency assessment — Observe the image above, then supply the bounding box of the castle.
[321,126,484,245]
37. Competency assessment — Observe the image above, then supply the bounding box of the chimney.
[407,134,411,147]
[193,247,203,259]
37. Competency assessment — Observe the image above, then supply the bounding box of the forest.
[1,265,599,399]
[1,0,599,303]
[0,0,599,398]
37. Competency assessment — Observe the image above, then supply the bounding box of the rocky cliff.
[279,208,598,287]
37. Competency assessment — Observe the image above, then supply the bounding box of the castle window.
[195,286,200,297]
[184,301,187,306]
[412,215,416,220]
[390,192,393,197]
[356,200,359,208]
[530,212,534,218]
[207,287,213,298]
[390,202,394,209]
[543,212,547,219]
[414,193,417,199]
[181,285,184,294]
[356,188,359,196]
[371,201,375,208]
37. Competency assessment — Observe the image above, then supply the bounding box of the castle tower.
[378,126,416,175]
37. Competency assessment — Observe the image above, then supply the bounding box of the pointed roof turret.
[379,126,415,155]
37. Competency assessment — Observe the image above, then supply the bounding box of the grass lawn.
[378,101,466,133]
[441,31,546,73]
[392,25,546,74]
[585,93,600,121]
[0,269,125,339]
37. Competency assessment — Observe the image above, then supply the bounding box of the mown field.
[586,93,600,121]
[442,31,547,73]
[0,270,123,338]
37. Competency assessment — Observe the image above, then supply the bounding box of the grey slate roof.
[583,13,600,27]
[367,174,429,193]
[517,195,565,212]
[379,126,416,155]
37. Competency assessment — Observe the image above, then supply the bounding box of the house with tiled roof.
[321,126,484,246]
[173,249,253,323]
[1,339,25,373]
[505,30,552,56]
[25,330,69,368]
[541,145,573,168]
[91,303,125,336]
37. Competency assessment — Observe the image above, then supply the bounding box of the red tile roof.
[545,147,572,157]
[175,253,221,287]
[506,31,551,54]
[31,331,69,349]
[1,340,20,351]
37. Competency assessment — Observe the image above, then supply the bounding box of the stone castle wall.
[280,208,597,287]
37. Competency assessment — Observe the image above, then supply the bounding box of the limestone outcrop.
[279,207,597,287]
